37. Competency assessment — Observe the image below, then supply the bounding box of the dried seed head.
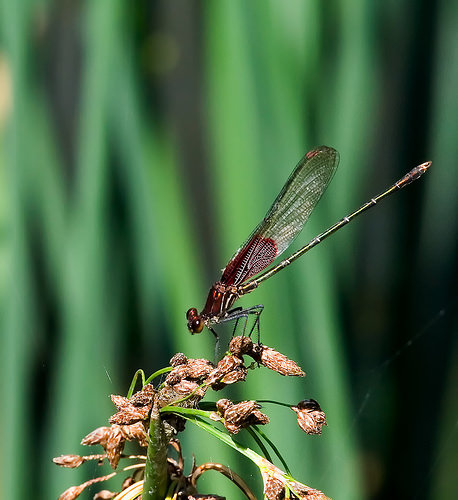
[111,394,131,409]
[170,352,188,366]
[218,399,269,434]
[129,384,155,406]
[263,475,285,500]
[109,407,147,425]
[106,425,125,469]
[259,457,331,500]
[288,480,329,499]
[291,399,327,435]
[207,355,246,389]
[57,474,116,500]
[173,379,199,395]
[109,391,152,425]
[229,336,254,357]
[53,454,85,468]
[166,364,190,385]
[119,421,148,447]
[254,345,305,377]
[93,490,116,499]
[186,358,215,380]
[156,384,180,407]
[58,484,86,500]
[216,398,233,414]
[221,365,247,385]
[81,427,111,448]
[209,411,221,422]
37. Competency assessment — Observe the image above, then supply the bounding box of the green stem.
[144,366,173,386]
[247,426,273,462]
[142,402,169,500]
[252,426,291,475]
[127,369,146,398]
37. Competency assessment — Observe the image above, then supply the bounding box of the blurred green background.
[1,1,457,499]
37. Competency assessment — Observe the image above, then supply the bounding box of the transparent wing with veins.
[220,146,340,286]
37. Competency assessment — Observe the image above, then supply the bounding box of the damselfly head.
[186,307,204,334]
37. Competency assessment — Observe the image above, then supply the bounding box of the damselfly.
[186,146,431,339]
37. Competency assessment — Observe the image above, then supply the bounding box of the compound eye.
[186,308,198,320]
[190,318,204,334]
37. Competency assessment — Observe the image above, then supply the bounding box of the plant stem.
[142,402,169,500]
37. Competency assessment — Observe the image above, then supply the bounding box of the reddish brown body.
[187,282,240,334]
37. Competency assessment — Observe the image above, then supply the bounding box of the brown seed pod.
[186,358,215,380]
[166,365,190,385]
[263,475,285,500]
[253,345,305,377]
[81,426,111,448]
[106,425,125,469]
[119,421,148,447]
[170,352,188,367]
[110,394,131,409]
[53,454,86,468]
[229,336,254,357]
[291,399,327,435]
[129,384,155,406]
[218,400,269,434]
[207,355,246,389]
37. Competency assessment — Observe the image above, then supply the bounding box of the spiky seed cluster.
[54,338,324,499]
[110,384,155,425]
[291,399,327,435]
[159,355,214,408]
[214,398,269,434]
[259,457,330,500]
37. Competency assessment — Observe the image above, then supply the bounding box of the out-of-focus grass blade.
[45,1,123,497]
[108,35,211,361]
[0,2,42,499]
[420,1,458,497]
